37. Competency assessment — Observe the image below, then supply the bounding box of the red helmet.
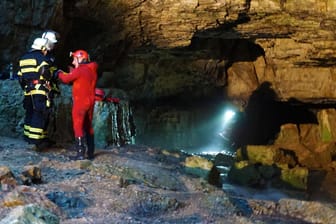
[70,50,89,61]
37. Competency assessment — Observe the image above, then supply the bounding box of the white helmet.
[42,30,59,51]
[42,30,58,43]
[31,38,48,50]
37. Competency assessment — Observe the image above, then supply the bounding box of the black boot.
[70,137,86,160]
[86,134,95,160]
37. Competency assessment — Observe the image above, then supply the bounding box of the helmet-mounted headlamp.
[69,50,90,61]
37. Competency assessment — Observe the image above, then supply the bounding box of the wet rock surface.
[1,136,336,223]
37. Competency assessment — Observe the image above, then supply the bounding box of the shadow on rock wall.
[186,11,265,85]
[230,82,318,147]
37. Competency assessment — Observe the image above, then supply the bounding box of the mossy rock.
[228,161,261,186]
[281,166,308,190]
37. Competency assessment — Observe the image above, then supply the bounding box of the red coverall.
[58,62,98,137]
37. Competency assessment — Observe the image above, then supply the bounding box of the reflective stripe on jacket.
[18,50,51,90]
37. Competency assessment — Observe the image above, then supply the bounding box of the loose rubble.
[1,136,336,224]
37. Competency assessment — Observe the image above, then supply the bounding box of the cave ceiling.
[1,1,336,105]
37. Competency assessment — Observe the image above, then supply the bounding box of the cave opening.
[228,82,335,149]
[132,79,336,156]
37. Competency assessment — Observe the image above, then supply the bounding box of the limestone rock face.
[0,80,134,147]
[0,1,336,104]
[2,1,336,150]
[0,80,24,138]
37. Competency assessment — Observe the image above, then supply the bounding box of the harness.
[23,79,52,108]
[24,79,51,95]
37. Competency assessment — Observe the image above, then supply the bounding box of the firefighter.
[17,38,53,150]
[41,30,61,99]
[55,50,98,160]
[42,30,59,53]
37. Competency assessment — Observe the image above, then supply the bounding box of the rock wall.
[1,1,336,149]
[2,1,336,103]
[0,80,24,137]
[0,80,134,147]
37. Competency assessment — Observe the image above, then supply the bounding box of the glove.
[52,69,62,79]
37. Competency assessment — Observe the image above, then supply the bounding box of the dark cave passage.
[229,82,330,148]
[131,80,336,155]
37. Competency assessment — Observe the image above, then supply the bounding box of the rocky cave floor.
[0,136,335,224]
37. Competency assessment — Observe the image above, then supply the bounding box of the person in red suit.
[55,50,98,160]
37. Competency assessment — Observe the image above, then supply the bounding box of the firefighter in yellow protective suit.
[18,38,53,150]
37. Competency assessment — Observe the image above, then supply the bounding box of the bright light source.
[223,109,235,124]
